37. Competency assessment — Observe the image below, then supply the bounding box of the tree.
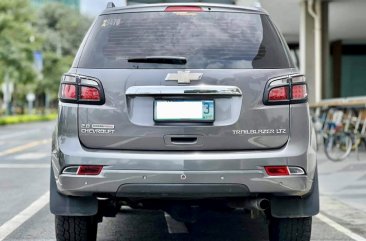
[0,0,39,114]
[41,52,73,99]
[35,3,91,102]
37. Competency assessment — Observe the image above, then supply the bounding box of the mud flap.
[270,169,319,218]
[50,168,98,216]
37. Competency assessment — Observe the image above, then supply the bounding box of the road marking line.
[164,212,188,234]
[0,139,51,157]
[0,130,38,141]
[317,213,366,241]
[14,152,49,160]
[0,164,49,169]
[0,192,49,241]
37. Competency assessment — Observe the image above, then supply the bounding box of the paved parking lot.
[0,121,365,241]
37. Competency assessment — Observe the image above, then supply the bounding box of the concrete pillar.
[299,0,329,104]
[319,1,329,99]
[300,0,316,103]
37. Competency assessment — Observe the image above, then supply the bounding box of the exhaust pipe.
[229,198,270,211]
[245,198,270,211]
[255,198,270,211]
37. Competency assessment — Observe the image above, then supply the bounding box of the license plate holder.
[154,100,215,122]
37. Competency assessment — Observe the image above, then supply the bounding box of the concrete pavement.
[318,151,366,239]
[0,121,365,241]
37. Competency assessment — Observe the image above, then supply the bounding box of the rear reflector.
[165,6,203,12]
[61,84,77,99]
[268,86,289,101]
[77,165,103,175]
[264,166,290,176]
[80,86,101,101]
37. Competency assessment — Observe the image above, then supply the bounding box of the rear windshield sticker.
[102,18,122,27]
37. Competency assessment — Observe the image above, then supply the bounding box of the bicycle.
[322,108,353,162]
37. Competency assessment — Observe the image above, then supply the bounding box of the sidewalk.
[318,150,366,237]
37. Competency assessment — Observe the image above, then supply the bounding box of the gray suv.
[50,3,319,241]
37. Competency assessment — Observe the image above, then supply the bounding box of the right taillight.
[264,75,307,105]
[268,86,289,101]
[59,74,105,105]
[291,84,307,100]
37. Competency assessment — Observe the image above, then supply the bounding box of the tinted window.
[78,11,292,69]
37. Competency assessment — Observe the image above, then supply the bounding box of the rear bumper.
[56,169,312,197]
[52,103,317,198]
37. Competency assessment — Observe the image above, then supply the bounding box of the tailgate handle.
[171,137,198,144]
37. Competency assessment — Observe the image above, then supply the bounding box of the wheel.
[55,215,97,241]
[324,133,352,161]
[268,217,312,241]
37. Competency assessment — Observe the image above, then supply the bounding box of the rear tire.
[55,215,97,241]
[268,217,312,241]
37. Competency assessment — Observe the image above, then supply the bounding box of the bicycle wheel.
[341,135,361,151]
[324,133,352,161]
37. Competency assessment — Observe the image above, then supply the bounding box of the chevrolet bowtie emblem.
[165,71,203,84]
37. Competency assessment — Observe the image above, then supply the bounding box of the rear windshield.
[78,11,292,69]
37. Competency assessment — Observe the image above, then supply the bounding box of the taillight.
[291,84,307,100]
[165,6,203,12]
[61,84,77,100]
[268,86,289,101]
[264,75,307,105]
[59,74,105,105]
[80,86,101,101]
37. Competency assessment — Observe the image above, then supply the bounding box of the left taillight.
[264,74,308,105]
[59,74,105,105]
[80,86,101,101]
[61,84,77,100]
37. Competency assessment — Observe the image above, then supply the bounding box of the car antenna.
[106,2,115,8]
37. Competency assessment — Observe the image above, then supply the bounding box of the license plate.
[154,100,214,122]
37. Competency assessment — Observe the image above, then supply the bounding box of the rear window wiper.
[127,56,187,65]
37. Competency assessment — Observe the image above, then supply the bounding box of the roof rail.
[106,2,115,8]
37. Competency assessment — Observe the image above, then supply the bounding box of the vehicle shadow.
[98,209,269,241]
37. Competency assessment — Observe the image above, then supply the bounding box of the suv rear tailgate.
[77,68,290,151]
